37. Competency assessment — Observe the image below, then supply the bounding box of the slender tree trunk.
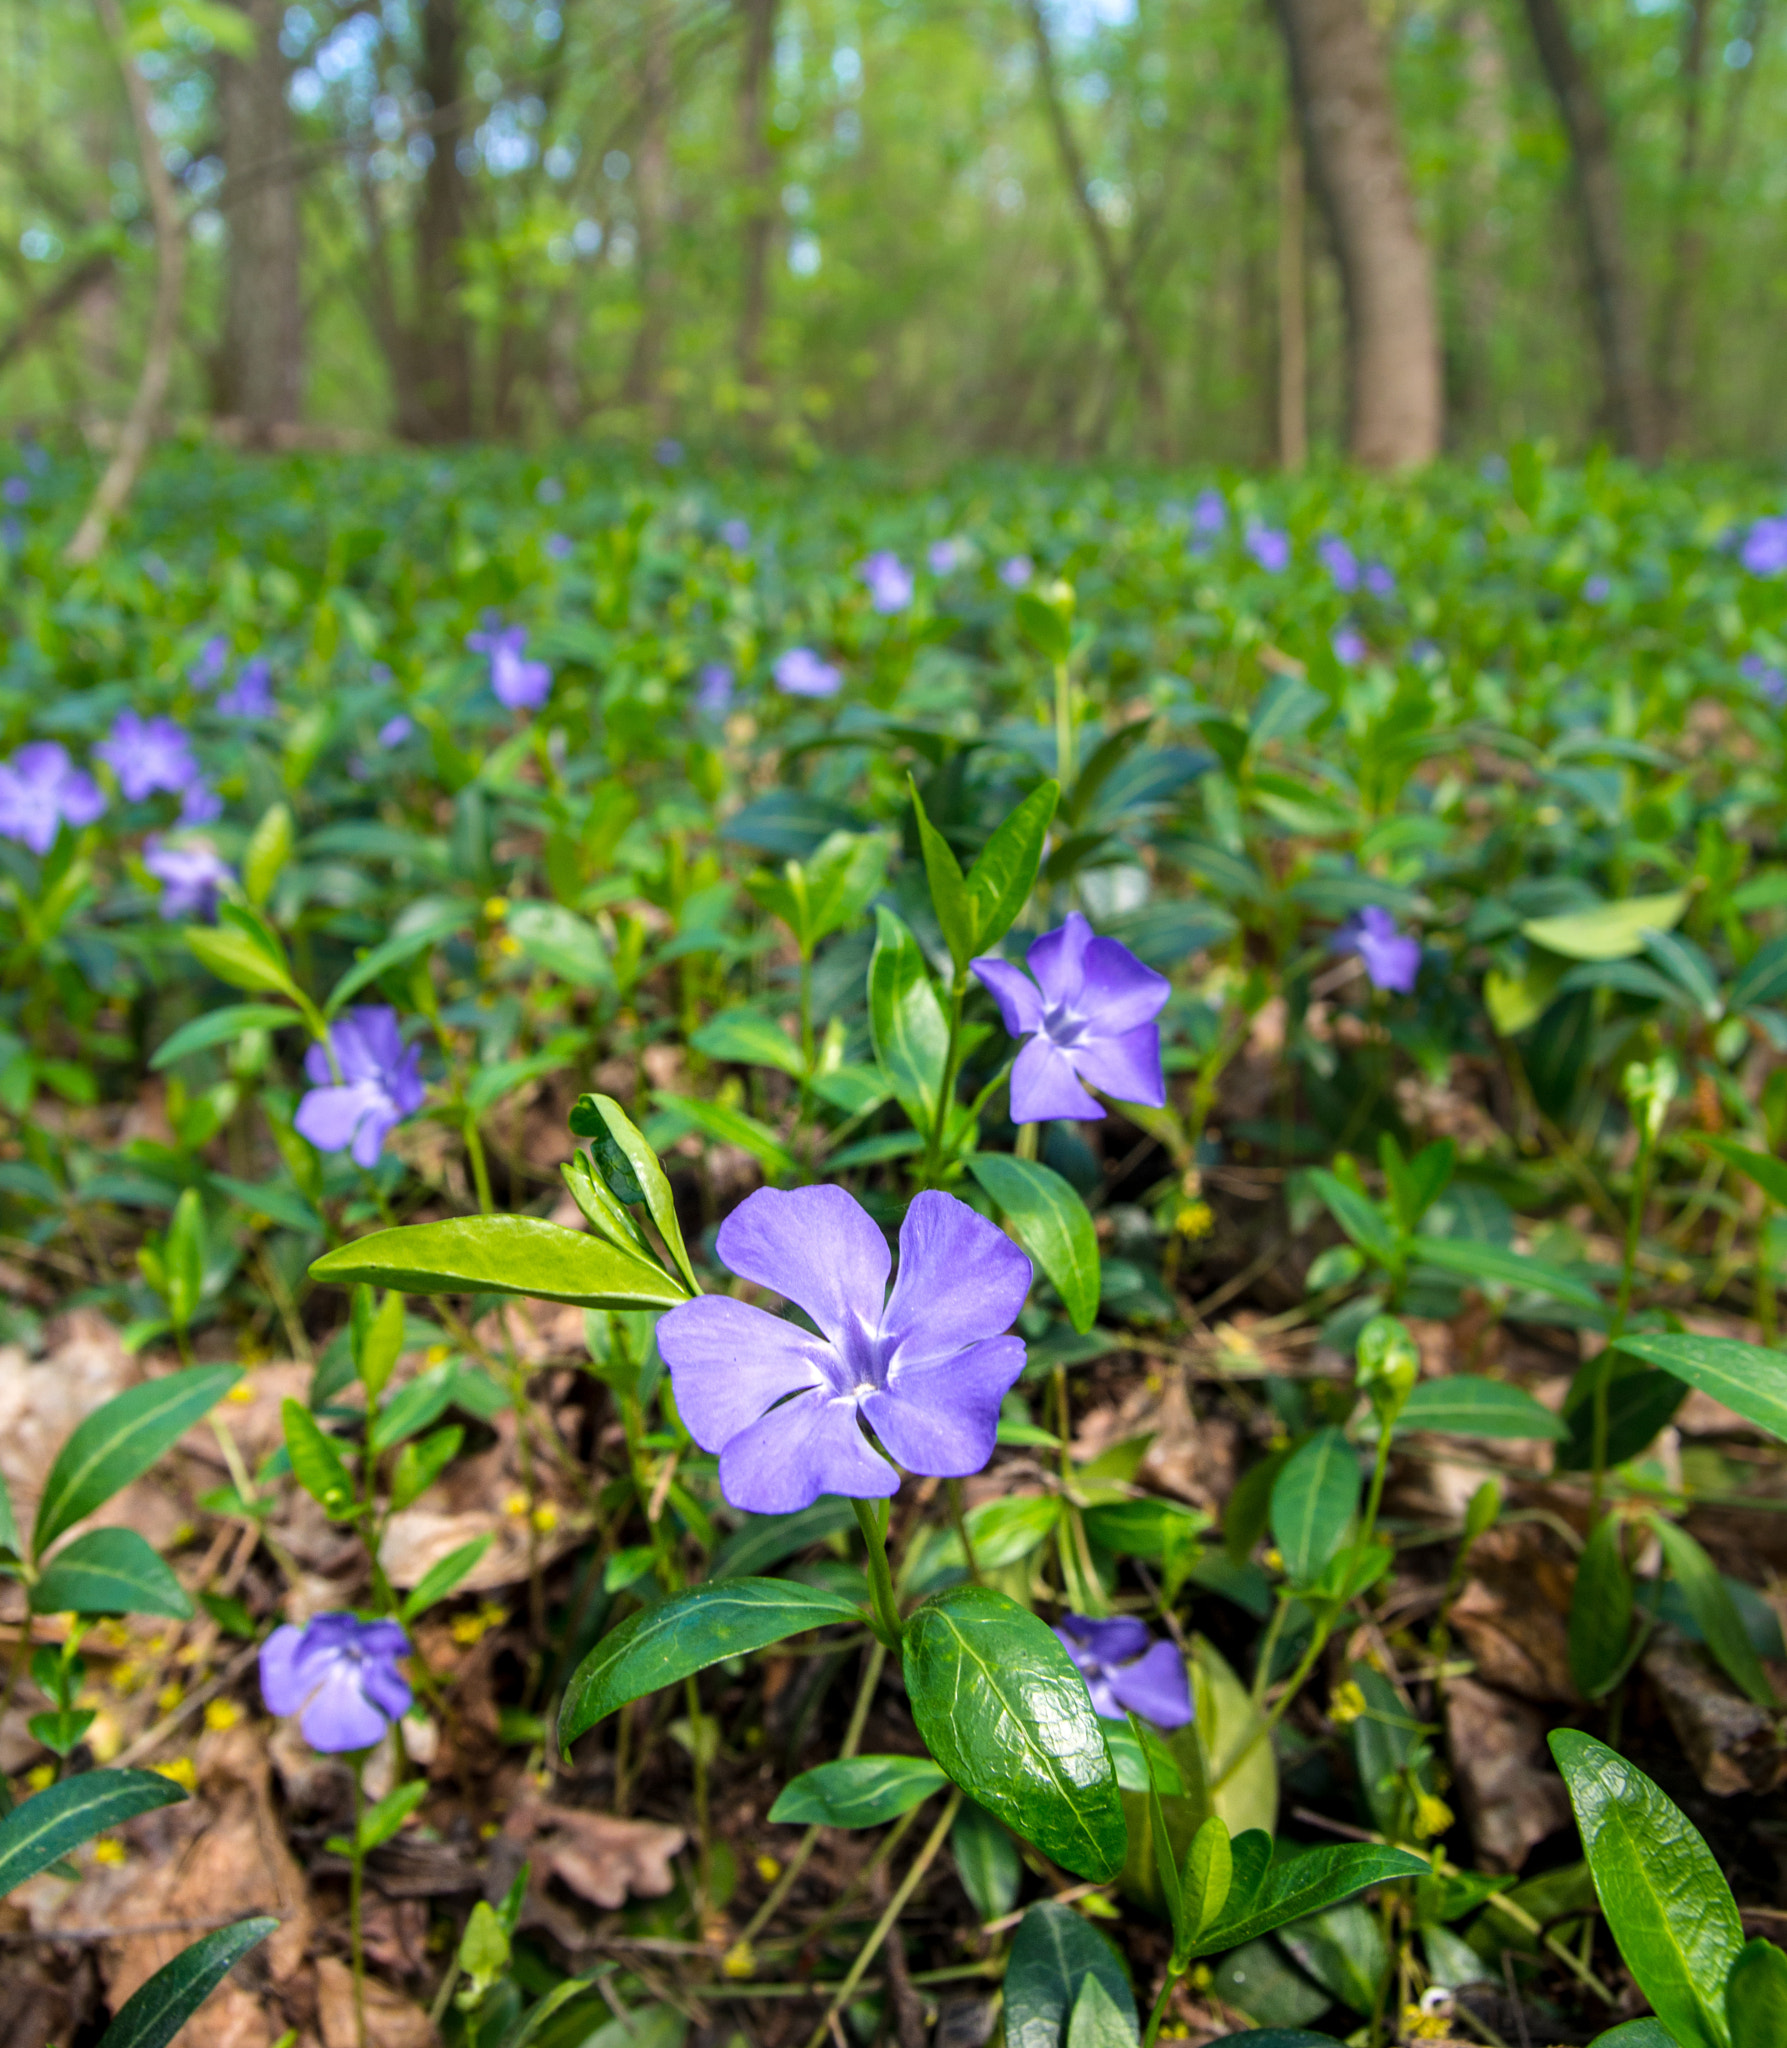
[1517,0,1662,458]
[218,0,303,445]
[625,0,674,417]
[410,0,473,439]
[735,0,777,394]
[66,0,186,564]
[1277,137,1307,469]
[1272,0,1442,467]
[1653,0,1707,446]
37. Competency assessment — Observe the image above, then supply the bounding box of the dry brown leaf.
[1642,1629,1787,1797]
[507,1803,686,1910]
[1444,1676,1572,1872]
[0,1308,137,1529]
[1449,1523,1578,1703]
[316,1956,438,2048]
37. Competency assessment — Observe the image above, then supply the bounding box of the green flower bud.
[1356,1312,1420,1420]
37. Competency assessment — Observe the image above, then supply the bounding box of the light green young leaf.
[1726,1938,1787,2043]
[1652,1519,1777,1711]
[312,1214,689,1310]
[768,1755,948,1828]
[868,905,948,1129]
[357,1780,428,1851]
[398,1534,493,1623]
[281,1398,356,1520]
[966,781,1060,955]
[1065,1972,1139,2048]
[1269,1428,1360,1588]
[965,1152,1099,1333]
[566,1094,700,1295]
[910,778,975,970]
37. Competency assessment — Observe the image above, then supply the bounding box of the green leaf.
[910,777,975,971]
[1587,2027,1681,2048]
[390,1425,464,1510]
[868,905,948,1130]
[1569,1515,1638,1701]
[769,1755,948,1828]
[1003,1899,1135,2048]
[354,1286,406,1399]
[566,1095,700,1295]
[311,1215,689,1310]
[0,1470,17,1559]
[1727,1939,1787,2043]
[1394,1376,1568,1442]
[357,1779,428,1851]
[1699,1135,1787,1211]
[1016,592,1073,663]
[1065,1972,1139,2048]
[1193,1839,1429,1958]
[966,1152,1098,1333]
[1550,1728,1741,2048]
[1279,1901,1388,2017]
[1127,1709,1184,1950]
[94,1917,276,2048]
[1557,1356,1688,1471]
[802,829,893,951]
[1197,2030,1345,2047]
[690,1009,804,1078]
[963,1494,1062,1568]
[708,1500,860,1579]
[0,1770,186,1896]
[1652,1520,1777,1711]
[506,900,612,986]
[1612,1332,1787,1443]
[31,1527,192,1618]
[966,781,1060,955]
[242,802,294,909]
[281,1398,356,1519]
[903,1584,1126,1882]
[1409,1234,1602,1313]
[1182,1814,1233,1944]
[185,923,301,1000]
[151,1004,296,1071]
[1308,1170,1398,1267]
[559,1578,863,1747]
[163,1188,205,1333]
[325,904,471,1015]
[1522,891,1690,962]
[951,1798,1022,1923]
[652,1089,795,1179]
[1270,1428,1359,1588]
[33,1365,238,1560]
[399,1534,493,1623]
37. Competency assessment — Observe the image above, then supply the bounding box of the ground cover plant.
[4,442,1787,2047]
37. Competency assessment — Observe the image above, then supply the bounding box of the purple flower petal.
[1010,1035,1102,1122]
[862,1335,1025,1476]
[1026,912,1097,1008]
[1077,938,1172,1035]
[659,1295,828,1454]
[714,1185,891,1349]
[881,1191,1032,1367]
[971,955,1045,1037]
[259,1624,310,1715]
[1070,1022,1167,1108]
[300,1657,398,1751]
[717,1386,898,1514]
[294,1081,384,1154]
[1105,1638,1193,1727]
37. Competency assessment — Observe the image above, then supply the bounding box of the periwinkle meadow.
[6,444,1787,2048]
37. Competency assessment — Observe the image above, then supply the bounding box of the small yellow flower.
[1400,2004,1450,2041]
[531,1503,559,1534]
[1329,1680,1367,1727]
[92,1838,127,1866]
[154,1757,198,1792]
[1174,1200,1214,1240]
[1413,1791,1455,1840]
[1263,1547,1284,1572]
[755,1853,780,1883]
[204,1699,241,1732]
[483,896,508,921]
[1188,1965,1213,1991]
[479,1820,501,1840]
[425,1344,451,1369]
[497,934,521,958]
[145,1635,167,1655]
[503,1491,529,1518]
[112,1660,144,1696]
[722,1941,756,1980]
[227,1381,256,1405]
[26,1764,55,1792]
[156,1682,184,1713]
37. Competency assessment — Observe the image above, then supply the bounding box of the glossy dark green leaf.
[966,1152,1097,1333]
[910,776,974,970]
[768,1755,947,1828]
[1586,2025,1681,2048]
[708,1500,860,1579]
[33,1366,238,1560]
[951,1798,1022,1923]
[1614,1332,1787,1444]
[31,1527,192,1618]
[1557,1357,1688,1471]
[1064,1972,1137,2048]
[282,1398,356,1519]
[1003,1899,1134,2048]
[0,1770,185,1896]
[559,1578,863,1747]
[95,1917,276,2048]
[311,1215,689,1310]
[1193,1839,1428,1958]
[567,1094,700,1294]
[967,781,1059,954]
[150,1004,297,1070]
[1550,1729,1741,2048]
[1726,1938,1787,2043]
[1408,1234,1602,1313]
[1279,1901,1388,2017]
[1201,2033,1346,2047]
[868,905,948,1128]
[1395,1375,1567,1441]
[1269,1428,1359,1588]
[1569,1514,1638,1701]
[903,1584,1125,1881]
[1652,1520,1776,1710]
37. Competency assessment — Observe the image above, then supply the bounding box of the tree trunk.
[1517,0,1663,458]
[1653,0,1707,446]
[1277,137,1307,469]
[410,0,474,439]
[1272,0,1442,467]
[218,0,303,445]
[625,0,674,417]
[734,0,777,393]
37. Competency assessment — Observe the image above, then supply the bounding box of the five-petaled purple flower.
[190,635,230,691]
[294,1006,425,1168]
[972,911,1169,1124]
[261,1613,413,1752]
[658,1185,1031,1514]
[144,838,233,922]
[696,663,735,716]
[1055,1613,1192,1728]
[858,551,914,614]
[1246,525,1290,573]
[467,621,553,711]
[0,742,106,854]
[1317,537,1360,592]
[216,657,275,719]
[999,555,1034,589]
[1336,905,1421,993]
[774,647,842,698]
[1741,517,1787,578]
[97,712,200,802]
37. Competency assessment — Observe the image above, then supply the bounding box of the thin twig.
[111,1639,262,1769]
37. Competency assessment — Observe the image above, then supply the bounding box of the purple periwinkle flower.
[0,742,106,855]
[655,437,684,467]
[1741,517,1787,578]
[1246,525,1290,574]
[1364,561,1396,598]
[658,1186,1031,1514]
[1,516,19,552]
[216,656,275,719]
[972,911,1169,1123]
[1336,905,1421,994]
[143,838,233,922]
[695,663,735,716]
[720,518,752,552]
[96,712,200,802]
[1741,654,1787,707]
[1317,537,1360,592]
[377,713,414,747]
[294,1006,426,1169]
[928,537,965,574]
[2,476,29,508]
[545,532,573,561]
[1583,574,1612,604]
[774,647,842,698]
[859,550,914,614]
[1191,487,1227,535]
[190,635,230,691]
[261,1613,413,1752]
[1055,1613,1191,1728]
[1332,624,1368,667]
[467,621,552,712]
[999,555,1034,590]
[179,779,223,827]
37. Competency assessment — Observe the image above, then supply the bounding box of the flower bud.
[1356,1312,1420,1420]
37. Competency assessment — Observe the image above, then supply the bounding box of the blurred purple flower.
[377,713,414,747]
[1364,562,1396,598]
[774,647,842,698]
[2,476,29,508]
[696,663,735,716]
[658,1185,1031,1513]
[1583,574,1612,604]
[190,635,230,691]
[858,550,914,614]
[1741,517,1787,577]
[928,537,965,574]
[0,742,106,854]
[544,532,573,561]
[973,910,1169,1123]
[655,437,684,466]
[294,1006,425,1169]
[261,1613,412,1753]
[999,555,1034,589]
[179,779,223,826]
[1332,624,1368,667]
[1317,536,1360,592]
[1246,525,1290,573]
[96,711,199,802]
[143,838,233,922]
[1,516,19,551]
[1191,487,1227,535]
[1741,654,1787,707]
[1055,1613,1191,1727]
[536,475,564,504]
[1336,905,1421,994]
[720,518,752,551]
[216,656,275,719]
[467,621,552,711]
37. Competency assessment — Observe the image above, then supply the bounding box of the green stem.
[1217,1615,1330,1792]
[463,1108,494,1217]
[1054,660,1075,789]
[1760,1200,1778,1347]
[854,1498,904,1649]
[1596,1124,1655,1515]
[1140,1967,1181,2048]
[947,1479,981,1584]
[920,970,970,1188]
[1361,1423,1394,1547]
[349,1759,368,2048]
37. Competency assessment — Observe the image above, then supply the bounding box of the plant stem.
[854,1499,904,1649]
[1596,1120,1656,1515]
[920,970,970,1188]
[685,1671,712,1916]
[947,1479,981,1583]
[1760,1200,1778,1345]
[349,1758,368,2048]
[1140,1967,1181,2048]
[1054,660,1076,789]
[463,1109,495,1216]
